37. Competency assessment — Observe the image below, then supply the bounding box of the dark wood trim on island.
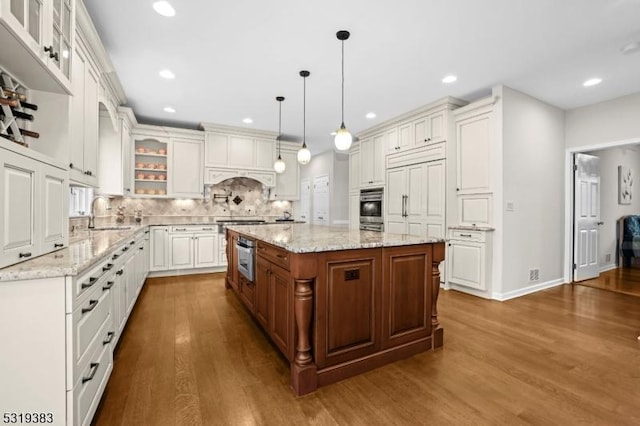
[225,224,445,396]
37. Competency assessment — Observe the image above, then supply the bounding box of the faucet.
[88,195,111,229]
[283,211,292,219]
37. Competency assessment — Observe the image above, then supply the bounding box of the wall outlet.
[605,253,611,263]
[528,268,540,282]
[506,201,515,211]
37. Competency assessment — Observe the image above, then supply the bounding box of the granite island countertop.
[226,223,444,253]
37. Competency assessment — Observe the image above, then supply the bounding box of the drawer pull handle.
[82,362,100,383]
[103,281,114,291]
[81,277,98,289]
[460,234,473,237]
[202,227,213,230]
[122,247,128,252]
[103,332,115,345]
[139,247,144,251]
[112,254,120,260]
[82,299,99,314]
[116,269,124,276]
[144,230,150,234]
[130,241,135,246]
[175,228,187,231]
[19,252,32,258]
[276,254,287,260]
[54,243,64,248]
[103,263,113,271]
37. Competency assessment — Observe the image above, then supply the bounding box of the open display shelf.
[134,138,168,196]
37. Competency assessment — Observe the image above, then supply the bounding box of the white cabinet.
[349,148,360,193]
[272,150,299,200]
[413,110,446,146]
[0,0,74,93]
[0,144,68,268]
[167,226,218,270]
[349,193,359,230]
[99,109,134,196]
[218,233,227,266]
[150,226,169,271]
[204,131,275,170]
[69,37,99,186]
[447,229,493,295]
[298,178,311,222]
[385,160,445,238]
[360,135,385,187]
[454,99,493,226]
[170,138,203,198]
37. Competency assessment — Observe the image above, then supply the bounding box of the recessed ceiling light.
[153,1,175,17]
[442,75,457,84]
[163,106,176,113]
[366,112,377,119]
[159,69,175,79]
[243,118,253,124]
[583,77,602,87]
[621,41,640,55]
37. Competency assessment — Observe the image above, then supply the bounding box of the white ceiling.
[84,0,640,154]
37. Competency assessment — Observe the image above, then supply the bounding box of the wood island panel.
[225,226,445,396]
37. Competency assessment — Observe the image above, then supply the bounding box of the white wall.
[566,92,640,149]
[297,150,349,226]
[584,146,640,270]
[500,86,566,295]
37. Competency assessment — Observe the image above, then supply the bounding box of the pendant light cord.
[341,39,345,125]
[303,74,306,145]
[277,100,282,156]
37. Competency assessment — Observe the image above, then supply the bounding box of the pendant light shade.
[334,30,352,151]
[274,96,286,174]
[297,70,311,165]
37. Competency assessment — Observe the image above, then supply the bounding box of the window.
[69,186,94,217]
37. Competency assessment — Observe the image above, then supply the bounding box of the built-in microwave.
[360,188,383,225]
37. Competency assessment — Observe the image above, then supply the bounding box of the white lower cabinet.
[447,228,493,296]
[218,233,227,266]
[0,228,150,426]
[164,226,220,271]
[0,144,68,268]
[150,226,169,271]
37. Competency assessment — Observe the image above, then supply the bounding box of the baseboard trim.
[492,278,566,301]
[148,266,226,278]
[599,263,617,273]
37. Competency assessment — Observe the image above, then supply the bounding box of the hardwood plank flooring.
[577,266,640,297]
[94,274,640,426]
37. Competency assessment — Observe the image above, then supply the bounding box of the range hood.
[204,167,276,187]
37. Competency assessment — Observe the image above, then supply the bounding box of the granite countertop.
[448,225,495,231]
[227,223,444,253]
[0,226,146,282]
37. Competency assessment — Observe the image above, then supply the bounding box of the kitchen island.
[225,224,445,396]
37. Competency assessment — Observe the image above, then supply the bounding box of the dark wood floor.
[577,266,640,297]
[94,273,640,426]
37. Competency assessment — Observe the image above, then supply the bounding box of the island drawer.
[256,241,289,270]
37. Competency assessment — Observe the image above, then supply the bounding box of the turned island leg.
[432,260,444,348]
[291,278,317,396]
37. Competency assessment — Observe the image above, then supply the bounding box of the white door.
[41,164,67,250]
[386,167,406,233]
[194,233,217,268]
[573,153,600,282]
[298,178,311,222]
[169,234,193,269]
[171,139,203,197]
[313,175,329,225]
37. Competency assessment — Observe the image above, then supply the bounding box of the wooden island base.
[226,226,445,396]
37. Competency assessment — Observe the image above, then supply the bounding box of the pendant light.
[334,30,352,151]
[273,96,286,174]
[297,70,311,165]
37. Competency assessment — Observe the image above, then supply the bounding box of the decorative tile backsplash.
[78,178,292,228]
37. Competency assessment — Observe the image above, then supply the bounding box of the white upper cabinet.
[455,106,492,194]
[69,37,98,187]
[204,132,275,170]
[99,108,135,196]
[272,149,299,200]
[360,135,384,187]
[348,148,360,193]
[0,0,75,93]
[170,138,203,198]
[41,163,67,251]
